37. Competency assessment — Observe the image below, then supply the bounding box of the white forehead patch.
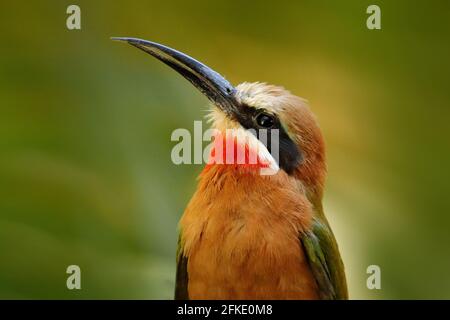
[234,82,307,114]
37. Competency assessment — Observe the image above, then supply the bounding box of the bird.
[112,37,348,300]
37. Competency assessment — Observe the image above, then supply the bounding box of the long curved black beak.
[111,37,238,118]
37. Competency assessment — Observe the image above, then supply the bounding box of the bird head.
[113,38,326,200]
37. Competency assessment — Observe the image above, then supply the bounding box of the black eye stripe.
[234,104,303,174]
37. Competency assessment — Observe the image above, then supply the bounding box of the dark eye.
[255,112,275,128]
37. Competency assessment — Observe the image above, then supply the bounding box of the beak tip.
[111,37,143,46]
[111,37,130,43]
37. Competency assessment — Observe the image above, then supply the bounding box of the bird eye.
[255,112,275,128]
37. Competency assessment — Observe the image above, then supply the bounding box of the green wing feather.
[174,233,189,300]
[300,215,348,300]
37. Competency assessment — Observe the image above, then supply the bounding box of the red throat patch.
[203,132,270,174]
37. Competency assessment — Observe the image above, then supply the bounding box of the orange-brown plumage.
[180,164,319,299]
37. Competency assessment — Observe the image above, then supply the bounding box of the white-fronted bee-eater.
[113,37,348,300]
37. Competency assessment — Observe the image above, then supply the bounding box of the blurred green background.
[0,0,449,299]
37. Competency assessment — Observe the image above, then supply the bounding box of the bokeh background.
[0,0,449,299]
